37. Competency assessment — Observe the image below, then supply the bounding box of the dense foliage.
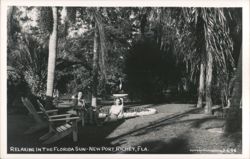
[7,7,241,119]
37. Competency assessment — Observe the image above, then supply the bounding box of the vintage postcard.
[1,0,249,159]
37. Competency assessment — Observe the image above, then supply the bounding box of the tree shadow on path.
[110,108,202,140]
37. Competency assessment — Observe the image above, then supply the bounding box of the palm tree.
[197,63,205,108]
[46,7,58,97]
[181,8,234,114]
[50,7,107,107]
[122,8,234,114]
[7,7,48,97]
[83,8,107,108]
[91,23,99,108]
[225,46,242,132]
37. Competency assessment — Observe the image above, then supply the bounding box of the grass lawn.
[7,103,242,154]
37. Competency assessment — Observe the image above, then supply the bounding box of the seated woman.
[71,92,86,108]
[69,92,86,126]
[77,92,86,108]
[104,98,124,122]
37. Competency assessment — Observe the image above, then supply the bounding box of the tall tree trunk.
[225,47,242,132]
[205,51,213,114]
[7,7,16,44]
[7,7,14,40]
[91,24,99,108]
[196,12,206,109]
[46,7,58,97]
[197,63,205,108]
[63,7,69,37]
[140,9,148,37]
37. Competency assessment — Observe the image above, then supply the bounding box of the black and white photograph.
[1,0,249,158]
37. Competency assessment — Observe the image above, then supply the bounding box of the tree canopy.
[7,7,242,115]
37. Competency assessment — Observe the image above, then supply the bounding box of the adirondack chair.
[37,100,80,144]
[21,97,58,134]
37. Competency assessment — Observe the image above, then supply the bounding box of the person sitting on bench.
[69,92,86,126]
[71,92,86,108]
[105,98,124,122]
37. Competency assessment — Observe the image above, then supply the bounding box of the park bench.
[21,97,58,134]
[37,100,80,144]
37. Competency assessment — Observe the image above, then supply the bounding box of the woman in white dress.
[105,98,124,122]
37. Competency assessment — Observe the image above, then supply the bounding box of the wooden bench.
[21,97,58,134]
[37,100,80,144]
